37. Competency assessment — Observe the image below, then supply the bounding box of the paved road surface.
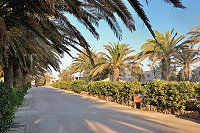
[9,87,200,133]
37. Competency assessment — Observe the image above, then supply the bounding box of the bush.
[13,84,30,106]
[0,83,15,132]
[0,83,30,133]
[51,82,60,88]
[60,81,72,90]
[194,82,200,110]
[144,80,199,111]
[119,81,144,101]
[52,80,144,102]
[52,80,87,93]
[71,80,86,93]
[87,81,122,97]
[51,80,199,113]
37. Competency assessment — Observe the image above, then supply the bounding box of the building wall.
[72,72,84,81]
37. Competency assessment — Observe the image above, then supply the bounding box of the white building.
[72,72,84,80]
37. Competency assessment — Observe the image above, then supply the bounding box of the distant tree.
[34,73,53,86]
[175,46,200,81]
[58,68,72,81]
[70,50,108,81]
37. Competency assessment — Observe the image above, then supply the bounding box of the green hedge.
[52,80,144,102]
[144,80,200,111]
[53,80,86,93]
[52,80,200,113]
[0,83,30,133]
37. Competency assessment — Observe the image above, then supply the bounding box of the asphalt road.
[9,87,200,133]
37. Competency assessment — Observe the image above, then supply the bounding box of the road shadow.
[175,114,200,124]
[45,87,173,133]
[21,87,200,133]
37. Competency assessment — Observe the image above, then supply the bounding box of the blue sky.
[52,0,200,77]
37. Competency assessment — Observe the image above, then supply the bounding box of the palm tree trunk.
[21,71,27,85]
[13,58,21,87]
[161,58,170,81]
[18,73,23,86]
[114,66,120,82]
[3,56,14,87]
[184,63,190,81]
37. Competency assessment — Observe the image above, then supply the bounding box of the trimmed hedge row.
[144,80,200,111]
[52,80,200,113]
[0,83,30,133]
[52,80,144,103]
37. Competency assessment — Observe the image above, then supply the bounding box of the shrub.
[0,83,15,132]
[51,80,144,102]
[119,81,144,101]
[51,82,60,88]
[51,80,199,113]
[60,81,72,90]
[194,82,200,110]
[71,80,86,93]
[0,83,30,133]
[144,80,199,111]
[13,84,30,106]
[87,81,122,97]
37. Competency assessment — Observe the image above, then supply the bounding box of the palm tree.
[70,50,108,80]
[91,42,135,82]
[0,0,185,53]
[137,29,185,80]
[187,18,200,47]
[185,18,200,48]
[0,26,61,87]
[0,0,136,86]
[0,0,185,86]
[175,46,200,81]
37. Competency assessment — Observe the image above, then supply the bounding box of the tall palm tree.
[91,42,135,82]
[0,25,61,87]
[175,46,200,81]
[137,29,185,80]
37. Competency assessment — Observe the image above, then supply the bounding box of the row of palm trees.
[138,28,200,81]
[69,42,142,82]
[0,0,185,87]
[69,26,200,82]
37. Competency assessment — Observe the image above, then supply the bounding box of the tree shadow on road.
[50,88,175,133]
[20,87,200,133]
